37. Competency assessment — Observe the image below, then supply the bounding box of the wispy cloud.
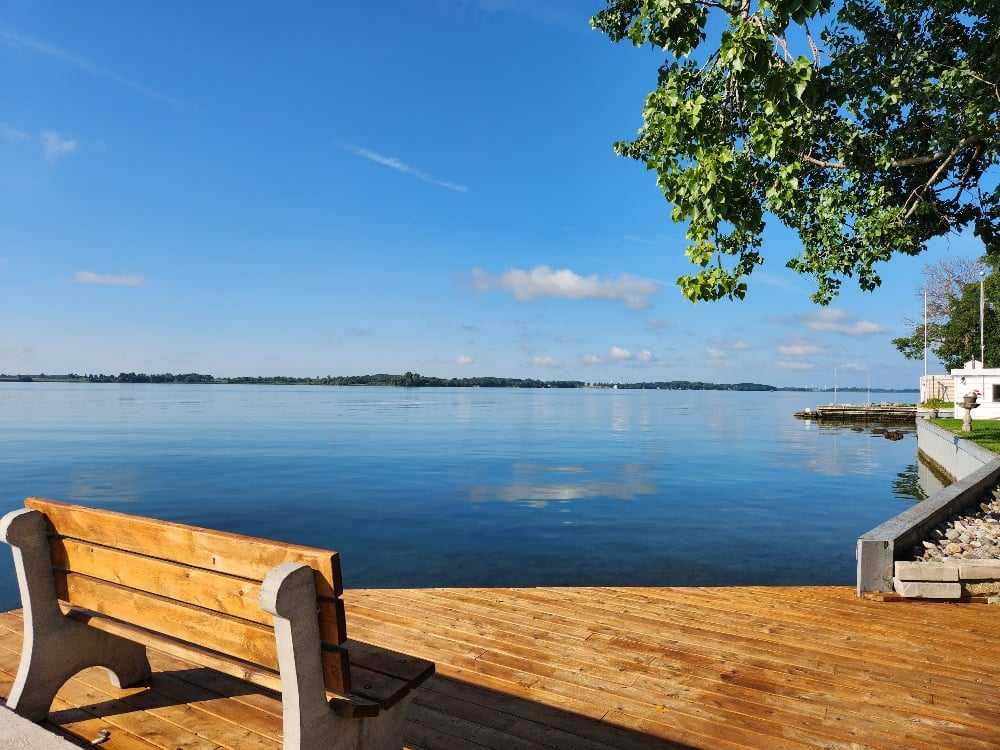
[451,1,586,31]
[1,30,183,106]
[2,124,79,164]
[609,346,632,361]
[473,266,660,310]
[636,350,656,363]
[803,309,885,336]
[345,144,468,193]
[73,271,145,287]
[41,131,77,163]
[532,355,558,367]
[705,338,750,368]
[456,354,474,366]
[756,271,806,293]
[777,360,816,370]
[777,340,824,357]
[0,123,29,142]
[646,318,670,335]
[581,353,602,365]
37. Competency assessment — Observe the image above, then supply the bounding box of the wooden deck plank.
[419,587,1000,712]
[1,585,999,749]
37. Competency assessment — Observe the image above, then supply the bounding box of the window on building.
[992,384,1000,402]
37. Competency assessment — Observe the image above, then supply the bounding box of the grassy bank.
[931,418,1000,454]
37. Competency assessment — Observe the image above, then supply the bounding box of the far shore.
[0,372,917,393]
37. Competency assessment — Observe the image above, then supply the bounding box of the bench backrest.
[24,497,351,694]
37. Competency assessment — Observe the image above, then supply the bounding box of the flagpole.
[923,289,928,377]
[980,271,986,367]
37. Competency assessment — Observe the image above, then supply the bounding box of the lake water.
[0,383,925,609]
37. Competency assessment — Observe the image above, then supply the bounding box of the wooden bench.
[0,497,434,750]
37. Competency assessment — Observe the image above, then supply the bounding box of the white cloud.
[778,341,824,357]
[532,355,558,367]
[703,337,750,368]
[581,353,602,365]
[609,346,632,361]
[455,354,474,366]
[839,362,867,372]
[41,131,77,163]
[0,123,29,142]
[637,350,655,363]
[73,271,144,287]
[705,346,733,368]
[705,338,751,368]
[2,125,80,164]
[1,30,182,106]
[803,309,885,336]
[777,360,816,370]
[345,145,468,192]
[473,266,659,310]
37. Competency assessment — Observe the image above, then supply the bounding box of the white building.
[952,360,1000,419]
[920,374,954,403]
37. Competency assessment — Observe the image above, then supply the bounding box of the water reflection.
[891,464,927,502]
[69,465,143,504]
[0,385,925,595]
[778,420,916,478]
[467,462,656,505]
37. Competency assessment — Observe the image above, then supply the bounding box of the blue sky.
[0,1,985,386]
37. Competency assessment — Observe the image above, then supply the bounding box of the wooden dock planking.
[0,586,996,749]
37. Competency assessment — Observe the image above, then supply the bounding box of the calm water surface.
[0,384,924,608]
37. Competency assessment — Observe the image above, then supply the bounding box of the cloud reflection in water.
[467,463,656,506]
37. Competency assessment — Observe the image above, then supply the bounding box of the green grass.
[920,398,952,409]
[932,418,1000,454]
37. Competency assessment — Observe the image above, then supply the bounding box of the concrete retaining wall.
[856,421,1000,594]
[916,418,997,481]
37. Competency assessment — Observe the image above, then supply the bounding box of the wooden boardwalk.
[1,586,999,749]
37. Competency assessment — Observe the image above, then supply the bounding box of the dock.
[794,404,917,422]
[1,586,999,749]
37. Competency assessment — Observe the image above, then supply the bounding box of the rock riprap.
[913,489,1000,562]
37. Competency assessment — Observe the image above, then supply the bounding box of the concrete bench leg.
[0,509,151,721]
[261,563,412,750]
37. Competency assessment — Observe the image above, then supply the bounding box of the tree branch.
[797,135,986,172]
[892,135,983,167]
[903,137,974,219]
[800,153,848,169]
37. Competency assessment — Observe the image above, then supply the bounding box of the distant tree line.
[0,371,915,392]
[89,373,216,384]
[601,381,779,391]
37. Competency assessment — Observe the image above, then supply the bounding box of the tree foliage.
[592,0,1000,303]
[893,257,1000,369]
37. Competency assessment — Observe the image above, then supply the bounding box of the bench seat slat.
[27,497,342,597]
[342,639,435,686]
[51,538,346,644]
[64,610,415,713]
[63,609,381,718]
[55,571,351,695]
